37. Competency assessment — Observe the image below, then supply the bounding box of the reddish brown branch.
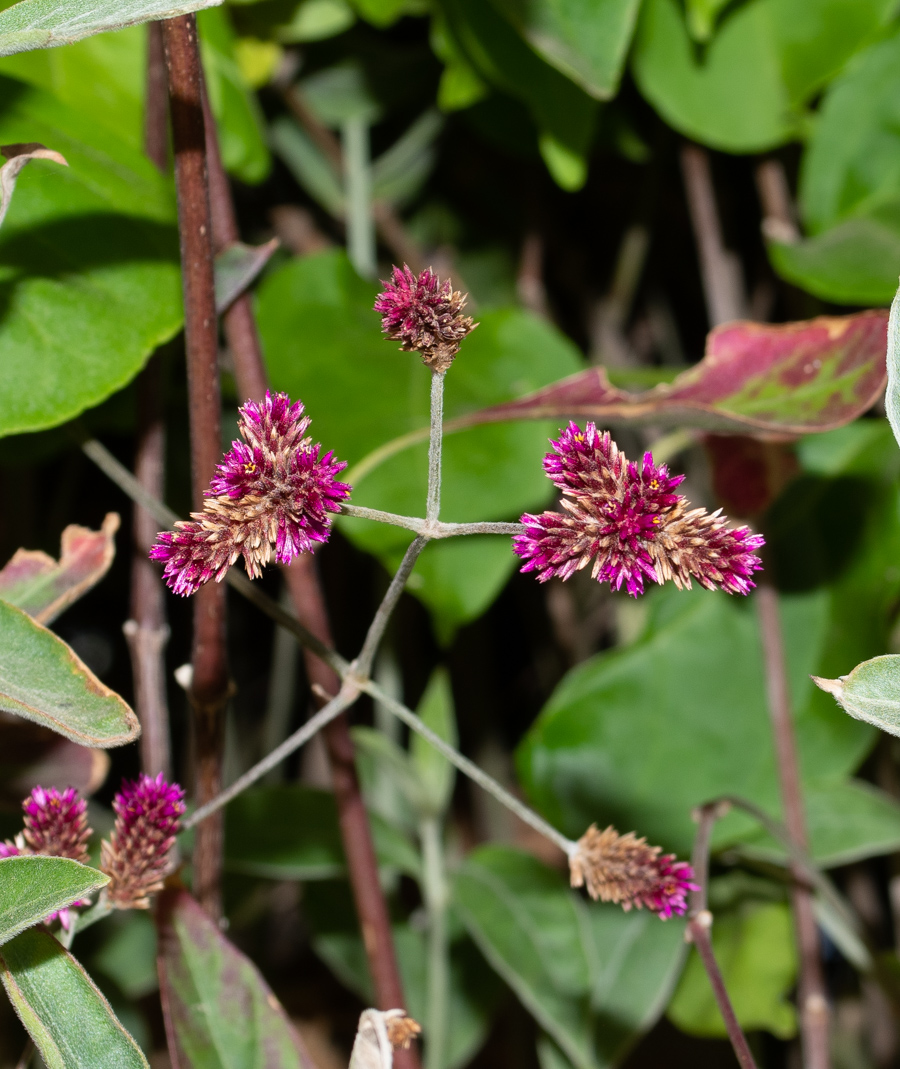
[162,13,229,919]
[756,583,830,1069]
[201,83,419,1069]
[145,21,169,173]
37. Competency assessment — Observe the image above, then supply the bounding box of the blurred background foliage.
[7,0,900,1066]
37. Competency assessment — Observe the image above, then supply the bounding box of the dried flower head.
[375,265,476,372]
[350,1009,421,1069]
[569,824,696,919]
[151,392,350,596]
[514,422,764,597]
[100,773,185,909]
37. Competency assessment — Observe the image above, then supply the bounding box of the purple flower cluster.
[514,422,764,597]
[569,825,697,919]
[375,265,475,372]
[0,786,91,864]
[101,772,186,910]
[151,392,350,596]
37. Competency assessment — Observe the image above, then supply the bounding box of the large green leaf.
[453,846,686,1069]
[0,74,181,437]
[668,901,796,1039]
[0,0,221,56]
[258,249,582,637]
[0,926,148,1069]
[0,597,140,746]
[489,0,640,100]
[0,856,108,946]
[157,889,314,1069]
[632,0,893,154]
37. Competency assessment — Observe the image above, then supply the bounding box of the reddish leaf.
[466,311,887,436]
[0,513,119,624]
[157,889,318,1069]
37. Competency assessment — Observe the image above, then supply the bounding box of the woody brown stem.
[201,86,419,1069]
[162,12,229,919]
[756,582,830,1069]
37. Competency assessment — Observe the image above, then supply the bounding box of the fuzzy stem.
[341,503,523,538]
[420,817,450,1069]
[356,536,428,678]
[184,689,357,828]
[426,370,445,523]
[162,12,229,919]
[687,803,759,1069]
[756,583,831,1069]
[125,355,172,779]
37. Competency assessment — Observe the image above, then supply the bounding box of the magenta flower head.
[100,773,185,910]
[375,265,476,372]
[569,825,697,919]
[150,392,350,596]
[514,422,764,597]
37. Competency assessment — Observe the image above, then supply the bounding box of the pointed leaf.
[0,0,223,57]
[0,856,108,945]
[814,654,900,737]
[0,926,148,1069]
[0,512,119,623]
[157,889,316,1069]
[470,310,887,436]
[0,598,139,746]
[214,239,279,314]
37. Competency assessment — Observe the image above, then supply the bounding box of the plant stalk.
[342,116,376,279]
[162,12,230,919]
[420,817,449,1069]
[756,582,830,1069]
[145,21,169,173]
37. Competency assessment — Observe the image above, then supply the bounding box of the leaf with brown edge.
[464,310,887,436]
[0,599,139,747]
[156,889,318,1069]
[0,512,119,624]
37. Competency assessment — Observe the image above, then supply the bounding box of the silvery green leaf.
[814,654,900,737]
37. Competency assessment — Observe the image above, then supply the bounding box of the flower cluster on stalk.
[375,264,476,372]
[151,392,350,596]
[514,421,764,597]
[0,774,184,924]
[569,824,697,919]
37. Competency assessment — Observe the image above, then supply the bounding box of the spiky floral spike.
[375,264,476,372]
[514,421,764,597]
[22,786,92,864]
[569,825,697,919]
[0,839,20,858]
[150,392,350,596]
[100,773,185,910]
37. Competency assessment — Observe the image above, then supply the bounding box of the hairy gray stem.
[341,503,523,538]
[426,370,445,523]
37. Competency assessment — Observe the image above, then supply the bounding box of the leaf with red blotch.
[463,310,887,436]
[0,513,119,624]
[157,889,318,1069]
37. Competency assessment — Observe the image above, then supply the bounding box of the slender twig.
[426,371,445,523]
[356,536,428,678]
[183,689,357,828]
[755,158,799,245]
[686,803,760,1069]
[162,12,229,919]
[341,504,523,538]
[420,816,449,1069]
[756,582,831,1069]
[125,355,172,779]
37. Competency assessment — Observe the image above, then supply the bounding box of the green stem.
[420,816,449,1069]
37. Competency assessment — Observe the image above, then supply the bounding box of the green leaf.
[411,667,457,818]
[439,0,597,189]
[156,889,312,1069]
[799,24,900,233]
[0,513,118,624]
[0,75,181,438]
[453,846,686,1069]
[489,0,640,100]
[768,203,900,306]
[0,597,140,746]
[0,0,222,56]
[270,116,345,217]
[0,926,148,1069]
[225,784,421,879]
[0,856,108,946]
[258,249,582,636]
[0,25,147,149]
[198,6,270,184]
[632,0,893,154]
[668,902,797,1039]
[814,654,900,738]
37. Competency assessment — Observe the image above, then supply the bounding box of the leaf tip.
[812,674,845,700]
